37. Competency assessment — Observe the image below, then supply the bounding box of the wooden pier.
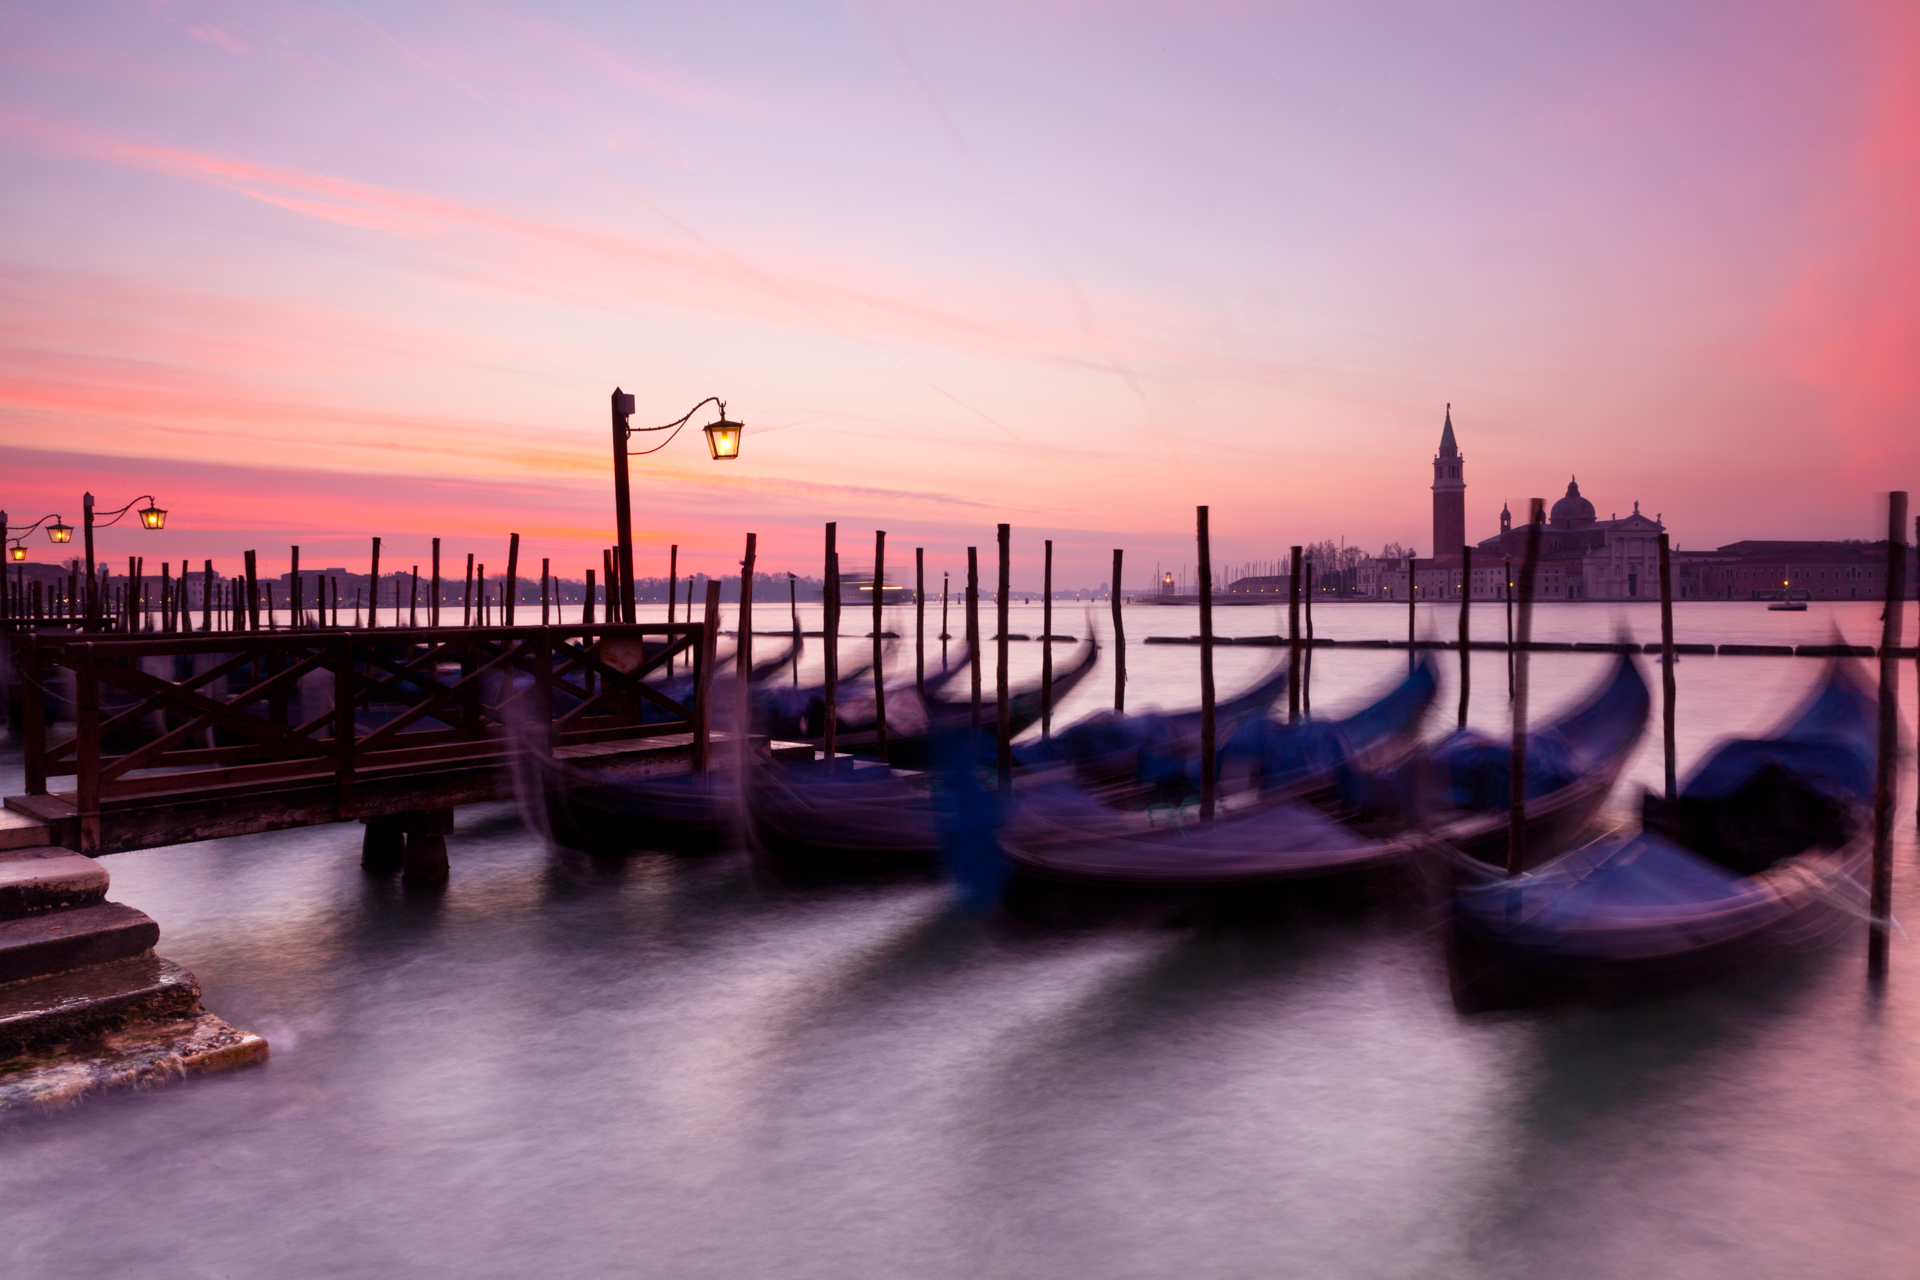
[3,620,740,865]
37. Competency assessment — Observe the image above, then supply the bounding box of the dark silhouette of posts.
[583,568,595,626]
[1041,539,1054,739]
[431,538,442,627]
[1869,491,1908,980]
[504,534,520,626]
[367,539,380,629]
[1198,507,1217,822]
[823,523,838,768]
[1658,533,1677,801]
[290,546,301,629]
[1112,550,1126,712]
[915,548,926,700]
[667,544,678,674]
[1288,545,1302,722]
[1507,499,1545,877]
[996,524,1011,790]
[1458,546,1472,729]
[540,558,550,625]
[464,554,475,626]
[967,547,982,732]
[872,531,887,758]
[201,560,213,633]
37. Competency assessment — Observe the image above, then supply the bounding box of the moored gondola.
[1392,654,1649,868]
[1447,661,1876,1011]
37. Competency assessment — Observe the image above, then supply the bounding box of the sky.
[2,0,1917,587]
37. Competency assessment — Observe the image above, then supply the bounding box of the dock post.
[1303,557,1313,718]
[915,548,926,701]
[290,546,300,628]
[1507,500,1545,876]
[694,579,722,773]
[583,568,595,627]
[1658,532,1677,801]
[1041,539,1053,739]
[541,558,550,626]
[367,539,379,629]
[1112,549,1126,712]
[967,547,982,733]
[464,553,475,627]
[1288,545,1302,723]
[1869,491,1908,981]
[997,524,1011,791]
[941,571,951,668]
[75,643,100,855]
[431,538,441,628]
[1198,508,1216,822]
[1458,546,1472,729]
[410,566,419,628]
[667,545,678,674]
[612,388,638,624]
[505,533,520,627]
[823,524,838,765]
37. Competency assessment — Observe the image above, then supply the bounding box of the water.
[4,600,1918,1278]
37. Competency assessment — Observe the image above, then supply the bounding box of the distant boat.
[1768,600,1808,612]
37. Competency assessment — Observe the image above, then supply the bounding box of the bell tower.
[1431,404,1465,559]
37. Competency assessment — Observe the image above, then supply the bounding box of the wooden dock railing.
[11,622,716,854]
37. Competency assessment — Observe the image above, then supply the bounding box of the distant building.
[1673,541,1915,601]
[1431,405,1465,560]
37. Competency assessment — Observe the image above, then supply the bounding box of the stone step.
[0,853,109,920]
[0,902,159,984]
[0,954,202,1058]
[0,807,53,851]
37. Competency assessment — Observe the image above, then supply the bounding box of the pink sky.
[3,0,1917,586]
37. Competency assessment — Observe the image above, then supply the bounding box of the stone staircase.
[0,837,266,1110]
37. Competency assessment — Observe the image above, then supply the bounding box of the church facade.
[1381,411,1669,601]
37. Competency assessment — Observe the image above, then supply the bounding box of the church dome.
[1550,477,1595,527]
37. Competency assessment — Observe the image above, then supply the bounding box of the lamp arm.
[4,515,66,537]
[94,495,159,528]
[625,397,727,437]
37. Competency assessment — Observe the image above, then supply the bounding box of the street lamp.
[81,492,168,622]
[2,512,72,563]
[610,388,741,623]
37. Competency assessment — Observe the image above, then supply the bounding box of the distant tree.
[1380,541,1413,562]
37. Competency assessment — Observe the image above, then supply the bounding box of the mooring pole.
[245,549,260,633]
[941,571,951,669]
[366,538,379,630]
[1507,500,1545,877]
[1303,557,1314,718]
[504,534,520,627]
[1112,549,1127,713]
[787,573,800,687]
[666,544,678,675]
[738,532,757,750]
[1504,557,1514,701]
[1458,545,1472,729]
[1041,539,1054,739]
[997,524,1011,791]
[967,546,982,733]
[202,559,213,633]
[915,548,926,701]
[464,554,475,627]
[1406,554,1417,669]
[872,530,887,759]
[1658,532,1677,802]
[1869,491,1908,981]
[694,579,721,773]
[1288,545,1303,723]
[823,523,838,769]
[431,538,442,628]
[1199,507,1217,822]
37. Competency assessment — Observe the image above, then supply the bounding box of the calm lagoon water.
[3,599,1918,1278]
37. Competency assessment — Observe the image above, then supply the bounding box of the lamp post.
[80,493,166,624]
[609,389,741,624]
